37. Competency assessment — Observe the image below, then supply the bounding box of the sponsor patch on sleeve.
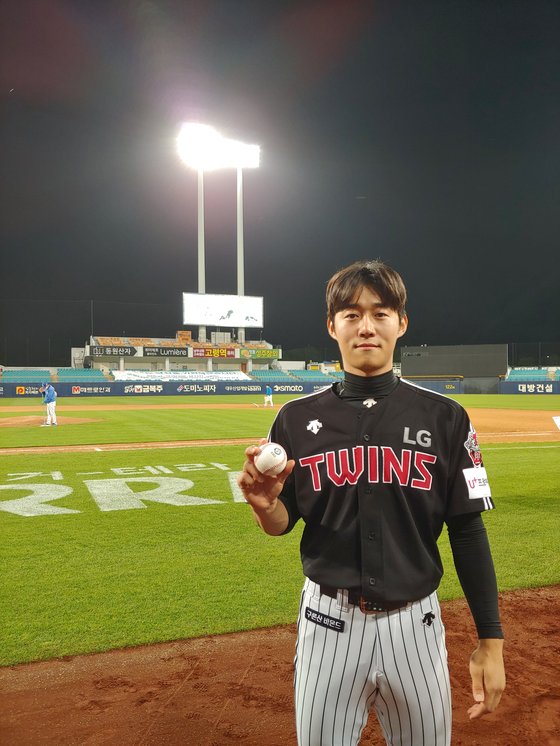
[305,607,345,632]
[463,466,492,500]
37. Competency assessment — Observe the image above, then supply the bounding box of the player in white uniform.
[238,260,505,745]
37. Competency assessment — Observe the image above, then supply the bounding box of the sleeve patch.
[463,466,492,500]
[464,423,483,466]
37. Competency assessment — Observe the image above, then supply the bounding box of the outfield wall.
[0,381,320,398]
[499,381,559,394]
[1,378,465,398]
[401,378,464,395]
[463,377,500,395]
[4,378,558,398]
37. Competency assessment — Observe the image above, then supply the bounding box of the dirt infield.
[466,408,560,443]
[0,415,98,429]
[1,587,559,745]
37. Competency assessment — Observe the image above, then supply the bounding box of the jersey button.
[363,434,370,442]
[368,532,376,540]
[369,577,376,586]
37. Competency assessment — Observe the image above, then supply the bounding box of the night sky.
[1,0,559,365]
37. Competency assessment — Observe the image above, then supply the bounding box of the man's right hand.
[237,440,294,534]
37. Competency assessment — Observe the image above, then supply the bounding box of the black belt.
[320,585,410,614]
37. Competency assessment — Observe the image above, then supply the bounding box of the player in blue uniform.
[264,384,274,407]
[40,382,58,426]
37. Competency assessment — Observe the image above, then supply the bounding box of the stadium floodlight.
[176,123,260,171]
[176,122,261,344]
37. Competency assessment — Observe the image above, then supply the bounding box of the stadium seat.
[1,369,51,382]
[287,370,337,382]
[56,368,107,381]
[249,370,296,382]
[506,368,551,382]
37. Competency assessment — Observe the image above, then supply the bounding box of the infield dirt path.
[1,587,559,746]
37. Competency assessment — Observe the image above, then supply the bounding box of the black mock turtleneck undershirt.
[335,369,399,407]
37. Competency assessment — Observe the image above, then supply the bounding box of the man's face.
[327,286,407,377]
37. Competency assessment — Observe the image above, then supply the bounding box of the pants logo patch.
[305,606,345,632]
[422,612,435,627]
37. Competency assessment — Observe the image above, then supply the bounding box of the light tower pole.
[236,167,245,344]
[197,168,206,342]
[176,123,260,344]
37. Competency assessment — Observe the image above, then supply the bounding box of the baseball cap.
[41,382,47,387]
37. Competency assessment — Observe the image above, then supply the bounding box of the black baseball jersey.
[270,379,494,605]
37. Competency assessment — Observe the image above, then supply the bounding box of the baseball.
[254,442,288,476]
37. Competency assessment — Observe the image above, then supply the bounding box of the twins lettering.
[300,446,437,492]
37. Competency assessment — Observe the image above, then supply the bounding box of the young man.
[238,260,505,746]
[40,382,58,426]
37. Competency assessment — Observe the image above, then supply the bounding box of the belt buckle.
[359,597,382,614]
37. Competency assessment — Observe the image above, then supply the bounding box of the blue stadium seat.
[506,368,551,382]
[1,369,51,381]
[249,370,296,382]
[57,368,106,381]
[287,369,337,382]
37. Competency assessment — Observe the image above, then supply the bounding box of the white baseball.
[254,442,288,476]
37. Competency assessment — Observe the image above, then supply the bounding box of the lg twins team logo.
[464,424,483,467]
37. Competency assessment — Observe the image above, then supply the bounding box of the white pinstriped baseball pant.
[294,579,452,746]
[46,401,57,425]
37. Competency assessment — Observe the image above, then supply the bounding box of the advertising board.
[0,378,474,398]
[499,381,559,394]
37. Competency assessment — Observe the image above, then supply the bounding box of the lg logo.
[403,427,432,448]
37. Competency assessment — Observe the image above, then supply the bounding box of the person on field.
[40,382,58,426]
[238,259,505,746]
[264,384,274,407]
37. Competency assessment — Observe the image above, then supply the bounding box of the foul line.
[484,444,560,451]
[0,438,256,456]
[482,430,558,437]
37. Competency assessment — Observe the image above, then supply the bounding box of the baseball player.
[238,260,505,746]
[264,384,274,407]
[40,382,57,426]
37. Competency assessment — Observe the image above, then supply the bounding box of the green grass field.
[1,394,559,666]
[0,395,284,449]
